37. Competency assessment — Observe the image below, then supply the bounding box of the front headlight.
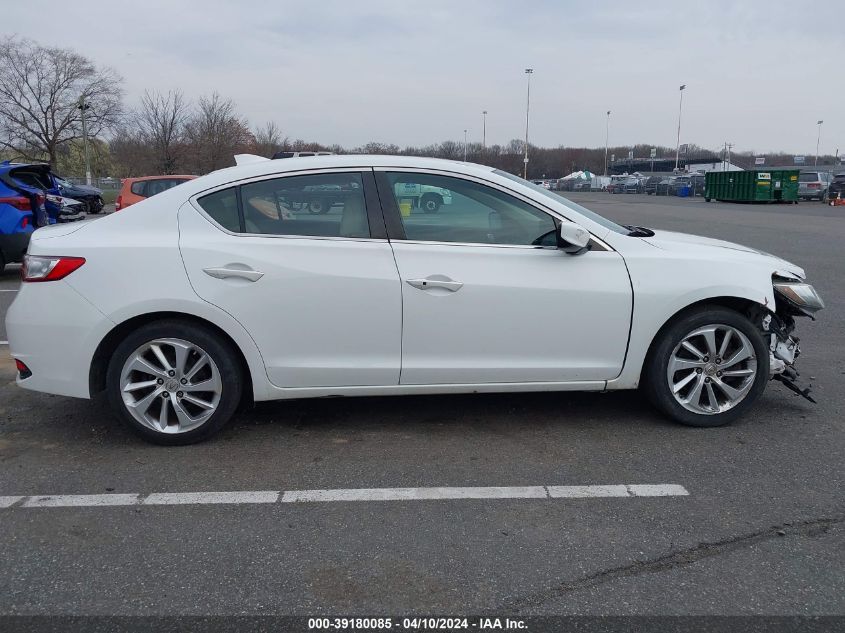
[773,282,825,315]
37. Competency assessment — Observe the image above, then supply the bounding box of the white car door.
[179,169,402,389]
[376,170,633,385]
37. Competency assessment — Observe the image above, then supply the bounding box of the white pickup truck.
[393,181,453,213]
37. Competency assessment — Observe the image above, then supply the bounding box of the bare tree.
[109,127,155,177]
[252,121,286,157]
[0,37,123,166]
[136,90,189,174]
[185,93,253,173]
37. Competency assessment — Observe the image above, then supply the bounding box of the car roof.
[182,155,497,196]
[123,175,197,183]
[0,161,50,174]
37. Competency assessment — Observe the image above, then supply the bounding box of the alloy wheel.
[119,338,223,434]
[666,324,757,415]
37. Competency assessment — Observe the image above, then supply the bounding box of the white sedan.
[5,155,824,444]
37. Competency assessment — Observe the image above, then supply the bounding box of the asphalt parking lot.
[0,194,842,617]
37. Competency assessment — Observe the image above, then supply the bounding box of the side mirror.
[558,221,591,254]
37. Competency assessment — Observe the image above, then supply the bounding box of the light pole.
[815,120,823,166]
[482,110,487,149]
[604,110,611,176]
[78,94,92,185]
[674,84,685,171]
[463,129,468,161]
[523,68,533,179]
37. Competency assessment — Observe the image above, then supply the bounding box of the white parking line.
[23,494,140,508]
[0,289,19,292]
[0,341,7,345]
[0,484,688,509]
[281,486,549,502]
[143,491,279,505]
[0,496,23,508]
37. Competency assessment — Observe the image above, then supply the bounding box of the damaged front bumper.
[760,278,825,403]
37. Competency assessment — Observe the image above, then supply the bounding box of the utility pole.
[604,110,611,176]
[78,95,92,185]
[815,120,823,167]
[675,84,685,171]
[482,111,487,149]
[523,68,533,179]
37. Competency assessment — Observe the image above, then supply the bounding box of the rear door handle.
[406,276,463,292]
[203,267,264,282]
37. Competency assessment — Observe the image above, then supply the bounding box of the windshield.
[493,169,628,235]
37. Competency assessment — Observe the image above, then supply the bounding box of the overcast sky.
[6,0,843,155]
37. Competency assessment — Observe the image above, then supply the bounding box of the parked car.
[115,175,197,211]
[827,173,845,204]
[798,171,832,201]
[643,176,663,195]
[6,155,823,444]
[655,177,677,196]
[0,163,36,271]
[53,176,104,214]
[612,176,640,194]
[0,161,84,226]
[271,151,334,159]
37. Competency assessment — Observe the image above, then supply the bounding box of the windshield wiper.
[624,224,655,237]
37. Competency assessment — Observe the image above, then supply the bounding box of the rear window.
[799,173,819,182]
[131,178,190,197]
[197,188,241,232]
[11,168,52,190]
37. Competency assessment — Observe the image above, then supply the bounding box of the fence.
[64,176,120,190]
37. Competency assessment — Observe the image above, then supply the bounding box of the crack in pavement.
[505,514,845,612]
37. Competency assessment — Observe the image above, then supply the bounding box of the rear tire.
[642,307,769,427]
[420,193,442,214]
[106,320,243,445]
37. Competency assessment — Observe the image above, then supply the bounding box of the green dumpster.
[705,170,799,203]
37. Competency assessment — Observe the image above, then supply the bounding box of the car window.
[386,172,556,246]
[240,172,369,238]
[11,169,52,190]
[799,173,819,182]
[493,170,628,235]
[197,188,241,232]
[130,181,146,196]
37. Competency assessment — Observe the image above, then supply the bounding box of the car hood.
[63,183,101,195]
[642,229,805,279]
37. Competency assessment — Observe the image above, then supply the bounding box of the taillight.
[15,359,32,379]
[0,196,32,210]
[21,215,29,229]
[21,255,86,282]
[114,195,122,211]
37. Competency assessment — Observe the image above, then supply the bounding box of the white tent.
[561,170,594,180]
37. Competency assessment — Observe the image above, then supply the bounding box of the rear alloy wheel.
[106,322,242,444]
[308,198,330,214]
[420,194,442,214]
[643,307,769,427]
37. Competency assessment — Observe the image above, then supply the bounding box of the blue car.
[0,162,88,271]
[0,162,38,272]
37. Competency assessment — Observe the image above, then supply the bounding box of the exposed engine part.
[753,304,815,403]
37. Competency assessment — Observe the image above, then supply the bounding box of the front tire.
[642,307,769,427]
[106,320,242,445]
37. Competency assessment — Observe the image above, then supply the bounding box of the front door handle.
[406,276,463,292]
[203,266,264,282]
